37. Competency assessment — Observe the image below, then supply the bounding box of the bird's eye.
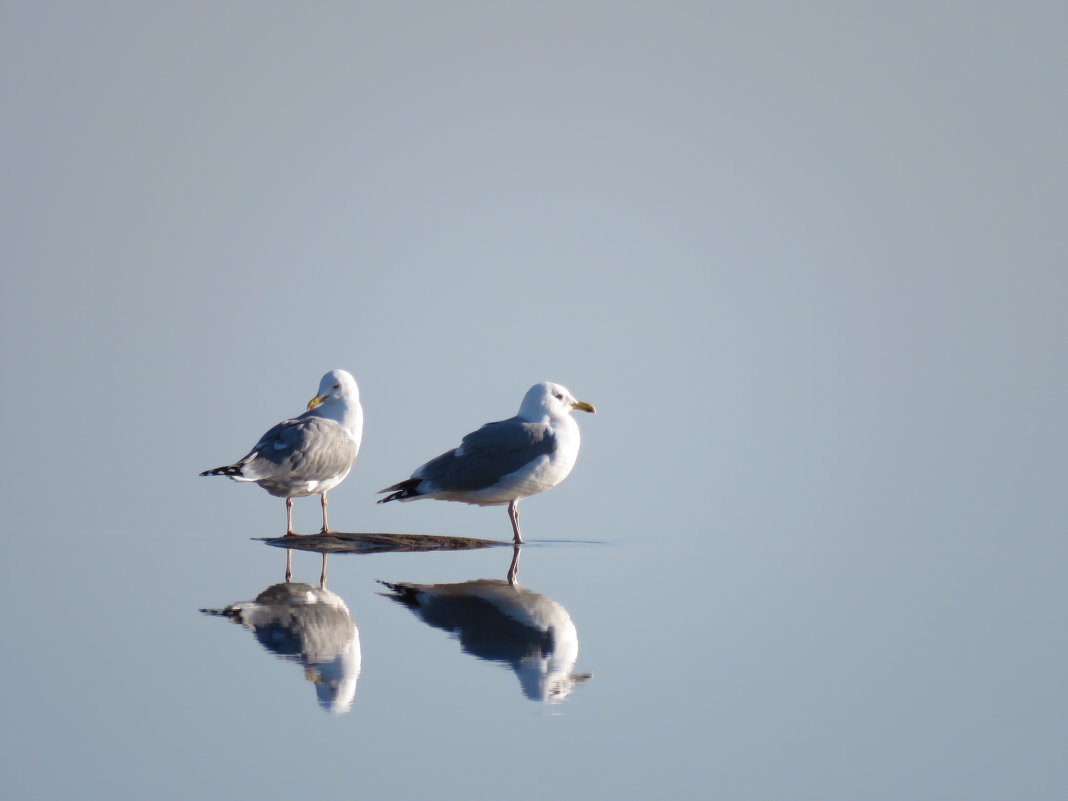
[553,392,563,400]
[333,384,340,389]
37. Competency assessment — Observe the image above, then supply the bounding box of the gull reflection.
[378,547,591,703]
[202,581,361,714]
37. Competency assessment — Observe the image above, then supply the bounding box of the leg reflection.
[507,544,522,585]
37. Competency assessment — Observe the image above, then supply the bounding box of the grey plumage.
[202,415,357,497]
[379,419,557,501]
[202,582,361,714]
[377,578,590,702]
[200,369,363,535]
[377,381,594,544]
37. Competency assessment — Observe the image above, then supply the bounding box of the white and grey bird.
[378,382,595,544]
[202,582,362,714]
[378,578,590,703]
[201,369,363,536]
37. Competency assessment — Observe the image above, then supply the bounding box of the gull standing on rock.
[378,382,595,544]
[201,369,363,536]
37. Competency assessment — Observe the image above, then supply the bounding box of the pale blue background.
[2,3,1066,800]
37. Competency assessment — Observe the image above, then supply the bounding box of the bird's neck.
[314,400,363,439]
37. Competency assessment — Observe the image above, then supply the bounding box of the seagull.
[378,382,595,544]
[378,578,590,703]
[200,369,363,536]
[201,581,361,714]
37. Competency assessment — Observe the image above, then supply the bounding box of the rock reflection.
[378,548,590,703]
[201,581,361,714]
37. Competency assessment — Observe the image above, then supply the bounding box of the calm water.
[9,487,1066,801]
[6,5,1068,799]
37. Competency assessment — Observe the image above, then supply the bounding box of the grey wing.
[415,418,557,492]
[240,417,357,481]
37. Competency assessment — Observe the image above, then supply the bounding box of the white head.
[308,369,359,407]
[309,628,362,715]
[306,369,363,439]
[517,382,596,422]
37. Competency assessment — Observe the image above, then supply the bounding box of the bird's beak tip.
[572,401,596,414]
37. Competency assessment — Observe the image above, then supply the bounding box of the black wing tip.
[376,580,421,608]
[377,479,421,503]
[199,465,242,477]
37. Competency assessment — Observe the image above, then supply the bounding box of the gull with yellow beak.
[201,369,363,536]
[378,382,595,544]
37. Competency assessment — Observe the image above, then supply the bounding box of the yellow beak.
[307,394,328,410]
[571,400,596,413]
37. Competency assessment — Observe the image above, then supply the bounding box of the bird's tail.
[376,579,422,608]
[377,479,421,503]
[199,606,240,619]
[199,464,243,478]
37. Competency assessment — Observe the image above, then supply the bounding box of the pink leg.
[285,548,293,582]
[319,493,331,534]
[284,497,300,537]
[320,552,328,587]
[507,499,524,545]
[507,544,522,585]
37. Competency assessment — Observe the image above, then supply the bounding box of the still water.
[8,4,1068,797]
[201,540,588,711]
[9,502,1060,801]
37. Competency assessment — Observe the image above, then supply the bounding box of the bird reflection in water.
[378,546,591,703]
[201,580,361,714]
[284,547,329,585]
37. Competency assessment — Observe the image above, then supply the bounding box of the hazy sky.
[3,4,1066,800]
[5,3,1064,530]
